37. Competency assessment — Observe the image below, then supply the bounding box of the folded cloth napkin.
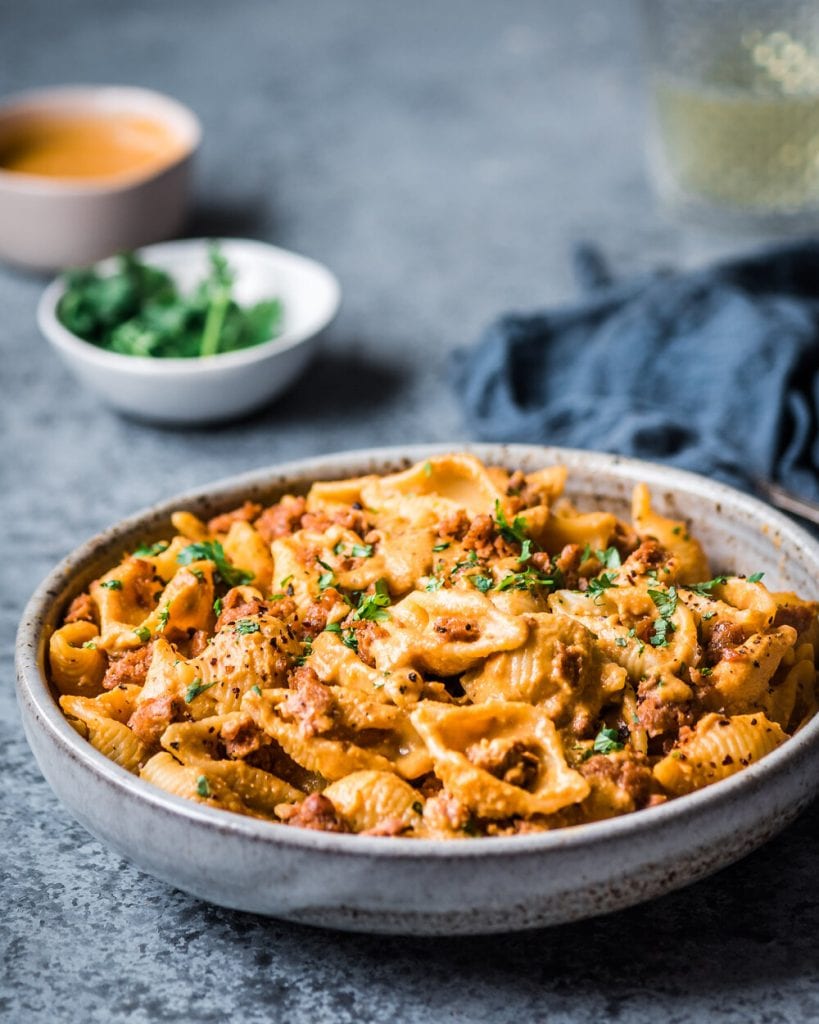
[451,242,819,499]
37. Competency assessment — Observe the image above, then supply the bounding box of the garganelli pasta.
[51,454,819,837]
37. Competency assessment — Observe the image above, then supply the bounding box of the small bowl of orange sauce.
[0,85,200,271]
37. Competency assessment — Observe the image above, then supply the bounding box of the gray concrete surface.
[1,1,817,1020]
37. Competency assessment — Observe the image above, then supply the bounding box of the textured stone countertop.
[1,1,817,1021]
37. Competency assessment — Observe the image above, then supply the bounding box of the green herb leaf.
[353,579,391,622]
[595,546,622,569]
[133,626,151,642]
[593,727,624,755]
[177,540,252,587]
[425,576,444,592]
[185,678,216,702]
[432,542,450,552]
[493,499,532,549]
[469,574,494,593]
[495,568,555,593]
[587,572,618,600]
[133,540,170,557]
[234,619,260,635]
[82,641,97,650]
[99,579,123,591]
[213,597,223,616]
[196,775,211,798]
[250,684,263,696]
[748,572,765,584]
[350,543,374,558]
[157,604,170,632]
[687,576,728,597]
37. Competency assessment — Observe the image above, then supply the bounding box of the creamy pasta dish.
[50,454,819,838]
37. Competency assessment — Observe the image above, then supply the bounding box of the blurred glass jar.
[642,0,819,229]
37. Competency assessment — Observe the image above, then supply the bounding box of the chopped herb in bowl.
[56,244,283,359]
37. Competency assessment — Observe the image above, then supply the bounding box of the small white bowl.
[37,237,341,424]
[0,85,201,271]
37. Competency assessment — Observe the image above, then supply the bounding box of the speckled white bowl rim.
[15,444,819,931]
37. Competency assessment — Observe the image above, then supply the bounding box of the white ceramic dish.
[37,237,341,424]
[0,85,200,271]
[16,444,819,935]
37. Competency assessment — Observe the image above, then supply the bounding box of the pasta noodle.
[51,453,819,838]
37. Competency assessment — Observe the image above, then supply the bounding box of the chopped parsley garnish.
[495,568,555,593]
[350,543,374,558]
[615,637,627,647]
[324,621,359,651]
[493,499,532,550]
[99,579,123,590]
[587,572,618,600]
[185,678,216,702]
[133,540,170,557]
[157,604,170,632]
[234,619,260,635]
[133,626,151,642]
[593,727,625,755]
[700,667,713,677]
[82,641,97,650]
[353,579,391,622]
[250,684,263,696]
[432,542,450,552]
[469,574,494,593]
[316,558,336,591]
[425,576,444,592]
[687,576,728,597]
[177,540,252,587]
[333,540,346,555]
[196,775,211,798]
[297,637,314,665]
[702,610,716,620]
[280,575,293,587]
[648,586,678,647]
[213,597,223,616]
[748,572,765,584]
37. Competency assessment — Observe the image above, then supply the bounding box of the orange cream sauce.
[0,113,183,180]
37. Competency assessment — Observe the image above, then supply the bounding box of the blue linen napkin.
[451,242,819,499]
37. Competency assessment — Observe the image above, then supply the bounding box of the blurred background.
[4,3,819,1021]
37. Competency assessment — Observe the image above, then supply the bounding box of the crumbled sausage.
[189,629,210,657]
[774,605,814,638]
[553,640,585,687]
[623,540,670,576]
[466,738,540,789]
[346,619,388,666]
[299,511,331,532]
[636,691,693,740]
[330,507,370,534]
[127,695,181,748]
[281,666,334,735]
[64,592,96,625]
[433,616,481,642]
[580,754,655,809]
[461,514,517,559]
[705,621,748,665]
[437,510,470,541]
[220,714,263,759]
[102,645,153,691]
[552,544,584,589]
[278,793,349,832]
[207,501,262,535]
[255,495,306,544]
[215,589,266,631]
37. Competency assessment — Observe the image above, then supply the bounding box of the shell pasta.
[51,453,819,838]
